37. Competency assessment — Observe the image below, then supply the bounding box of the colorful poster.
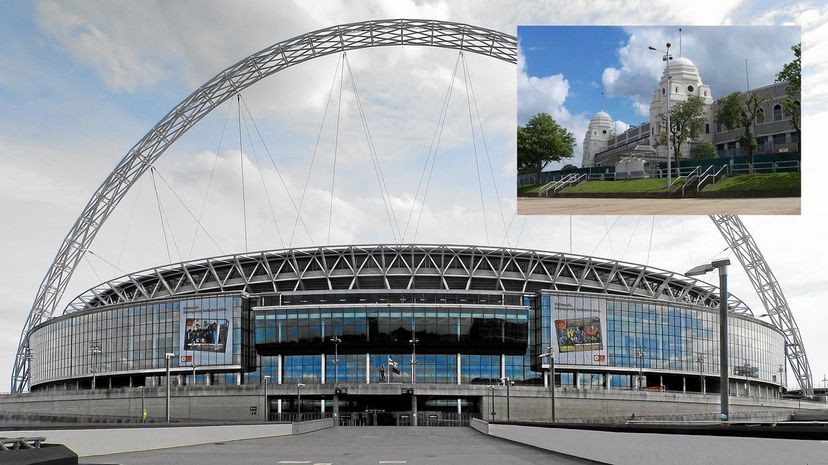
[184,318,229,352]
[555,317,603,352]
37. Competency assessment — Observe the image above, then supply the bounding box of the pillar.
[333,393,339,427]
[321,354,326,384]
[605,373,610,390]
[683,376,686,393]
[575,372,580,389]
[500,354,506,380]
[411,394,418,426]
[277,355,283,384]
[365,353,371,384]
[456,353,462,385]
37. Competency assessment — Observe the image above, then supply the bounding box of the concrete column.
[365,353,371,384]
[456,353,462,384]
[575,372,580,389]
[321,354,326,384]
[500,354,506,379]
[277,355,283,384]
[277,399,282,415]
[457,399,462,414]
[321,399,325,413]
[683,376,686,393]
[411,394,418,426]
[333,393,339,426]
[605,373,610,390]
[544,370,549,388]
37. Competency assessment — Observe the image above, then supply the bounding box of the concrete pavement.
[517,197,800,215]
[83,426,600,465]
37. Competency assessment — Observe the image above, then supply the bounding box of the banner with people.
[178,299,233,366]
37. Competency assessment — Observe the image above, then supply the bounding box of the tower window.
[602,129,607,134]
[687,85,694,93]
[662,88,665,95]
[705,123,709,134]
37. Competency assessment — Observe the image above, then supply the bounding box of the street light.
[696,354,706,395]
[686,258,731,421]
[89,342,101,390]
[538,345,556,422]
[297,383,306,422]
[649,42,673,189]
[263,375,271,422]
[742,361,752,397]
[500,377,513,422]
[487,384,496,422]
[777,365,784,396]
[409,337,419,384]
[635,349,646,390]
[164,352,175,423]
[330,336,341,385]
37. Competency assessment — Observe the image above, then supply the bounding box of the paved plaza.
[83,426,597,465]
[517,197,801,215]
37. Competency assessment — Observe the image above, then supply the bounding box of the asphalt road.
[517,197,801,215]
[83,426,599,465]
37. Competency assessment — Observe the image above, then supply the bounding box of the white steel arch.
[711,215,813,397]
[11,19,517,393]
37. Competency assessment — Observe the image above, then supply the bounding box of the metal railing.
[0,437,46,451]
[697,164,728,192]
[539,172,586,196]
[731,160,801,174]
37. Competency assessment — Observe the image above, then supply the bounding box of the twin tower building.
[582,56,715,168]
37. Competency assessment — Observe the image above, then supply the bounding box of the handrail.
[697,164,728,192]
[553,173,586,193]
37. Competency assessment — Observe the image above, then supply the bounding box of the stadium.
[18,243,792,423]
[2,20,817,426]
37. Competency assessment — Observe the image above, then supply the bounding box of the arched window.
[773,104,782,121]
[705,123,710,134]
[757,108,765,125]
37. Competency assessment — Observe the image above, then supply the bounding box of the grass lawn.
[561,178,677,194]
[703,172,800,192]
[517,183,544,194]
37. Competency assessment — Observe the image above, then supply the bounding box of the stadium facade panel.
[27,245,785,398]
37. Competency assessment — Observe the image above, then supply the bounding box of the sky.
[1,0,828,394]
[518,25,802,168]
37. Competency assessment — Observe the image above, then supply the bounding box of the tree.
[775,43,801,146]
[517,113,576,184]
[715,91,768,166]
[653,95,706,170]
[690,141,718,160]
[561,163,578,172]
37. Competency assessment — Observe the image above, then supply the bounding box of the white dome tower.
[649,56,714,160]
[582,111,615,167]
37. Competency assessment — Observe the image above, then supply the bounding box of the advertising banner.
[549,294,608,366]
[178,300,233,366]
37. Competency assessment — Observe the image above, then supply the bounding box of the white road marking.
[277,462,312,464]
[378,461,407,464]
[313,463,333,465]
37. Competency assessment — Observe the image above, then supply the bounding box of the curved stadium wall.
[27,244,786,398]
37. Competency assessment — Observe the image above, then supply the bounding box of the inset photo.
[516,26,801,215]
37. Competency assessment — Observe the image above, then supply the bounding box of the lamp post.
[409,337,419,384]
[539,345,556,422]
[164,352,175,423]
[89,342,101,390]
[635,349,646,390]
[488,384,496,422]
[500,377,512,422]
[742,361,752,397]
[648,43,673,188]
[263,375,271,422]
[330,336,341,385]
[685,258,731,421]
[777,365,784,396]
[297,383,306,422]
[696,354,706,395]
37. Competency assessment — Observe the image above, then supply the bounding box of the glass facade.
[29,294,249,386]
[28,289,785,394]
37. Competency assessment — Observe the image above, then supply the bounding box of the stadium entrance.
[270,394,480,426]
